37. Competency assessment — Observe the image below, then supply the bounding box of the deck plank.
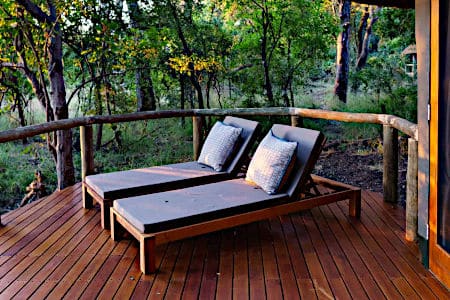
[259,220,284,299]
[310,206,368,299]
[164,239,195,299]
[247,223,266,300]
[291,213,334,299]
[336,200,439,299]
[215,230,234,300]
[0,184,447,299]
[232,226,249,300]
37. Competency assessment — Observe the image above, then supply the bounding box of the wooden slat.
[215,230,234,299]
[1,207,98,297]
[327,202,403,298]
[198,234,220,299]
[309,207,369,299]
[336,199,439,298]
[259,221,284,299]
[164,239,195,299]
[280,215,317,300]
[0,184,448,299]
[246,223,266,300]
[30,218,104,298]
[181,236,208,299]
[232,226,249,300]
[301,211,352,299]
[291,213,334,298]
[269,217,300,299]
[318,205,385,299]
[147,242,182,299]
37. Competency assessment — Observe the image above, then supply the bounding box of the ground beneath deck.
[0,183,448,299]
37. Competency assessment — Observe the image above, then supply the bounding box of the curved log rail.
[0,108,418,143]
[0,107,419,241]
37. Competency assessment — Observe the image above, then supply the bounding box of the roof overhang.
[352,0,414,9]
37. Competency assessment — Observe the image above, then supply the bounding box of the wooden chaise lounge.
[110,124,361,274]
[83,116,260,229]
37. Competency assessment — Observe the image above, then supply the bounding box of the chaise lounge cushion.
[85,161,226,200]
[113,178,288,233]
[198,121,243,171]
[246,130,297,194]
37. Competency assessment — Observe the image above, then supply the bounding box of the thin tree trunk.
[48,22,75,189]
[94,82,103,150]
[127,0,157,111]
[356,7,380,70]
[261,9,274,106]
[357,6,369,57]
[180,75,186,127]
[334,0,351,103]
[206,74,212,109]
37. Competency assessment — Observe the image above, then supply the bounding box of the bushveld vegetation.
[0,1,415,211]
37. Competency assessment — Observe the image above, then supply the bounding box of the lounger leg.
[82,183,93,209]
[140,236,156,274]
[111,209,124,241]
[349,190,361,218]
[101,201,112,230]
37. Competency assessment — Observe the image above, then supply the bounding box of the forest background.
[0,0,415,212]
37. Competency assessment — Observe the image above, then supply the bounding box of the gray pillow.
[246,130,297,194]
[198,121,243,171]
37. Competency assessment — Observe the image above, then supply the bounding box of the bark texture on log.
[334,0,351,103]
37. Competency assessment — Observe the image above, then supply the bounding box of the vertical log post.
[81,125,95,208]
[383,125,398,203]
[192,116,204,160]
[406,138,418,241]
[291,115,304,128]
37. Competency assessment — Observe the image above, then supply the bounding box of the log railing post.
[80,125,95,208]
[406,138,418,241]
[291,115,304,128]
[192,116,204,160]
[383,125,398,203]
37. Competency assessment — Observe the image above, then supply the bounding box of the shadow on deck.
[0,183,448,299]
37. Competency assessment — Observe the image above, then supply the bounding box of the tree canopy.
[0,0,415,189]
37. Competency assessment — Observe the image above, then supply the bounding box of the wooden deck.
[0,183,448,299]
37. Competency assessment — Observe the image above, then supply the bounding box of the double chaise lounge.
[83,116,260,229]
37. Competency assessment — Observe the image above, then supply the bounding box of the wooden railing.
[0,108,419,241]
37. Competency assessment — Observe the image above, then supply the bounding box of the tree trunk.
[127,0,157,111]
[206,73,212,109]
[179,75,186,127]
[169,1,204,109]
[356,7,380,70]
[261,10,275,106]
[48,22,75,189]
[136,68,157,111]
[334,0,351,103]
[94,82,103,150]
[357,6,370,57]
[14,0,75,189]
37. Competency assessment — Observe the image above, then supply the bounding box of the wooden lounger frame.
[111,175,361,274]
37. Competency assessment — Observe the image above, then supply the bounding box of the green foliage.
[380,85,417,122]
[0,118,192,210]
[375,8,415,47]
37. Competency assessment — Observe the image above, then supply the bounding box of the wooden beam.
[80,125,95,209]
[383,125,399,203]
[406,138,418,241]
[192,116,204,160]
[0,108,418,143]
[290,115,304,128]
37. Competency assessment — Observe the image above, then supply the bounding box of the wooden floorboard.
[0,183,448,299]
